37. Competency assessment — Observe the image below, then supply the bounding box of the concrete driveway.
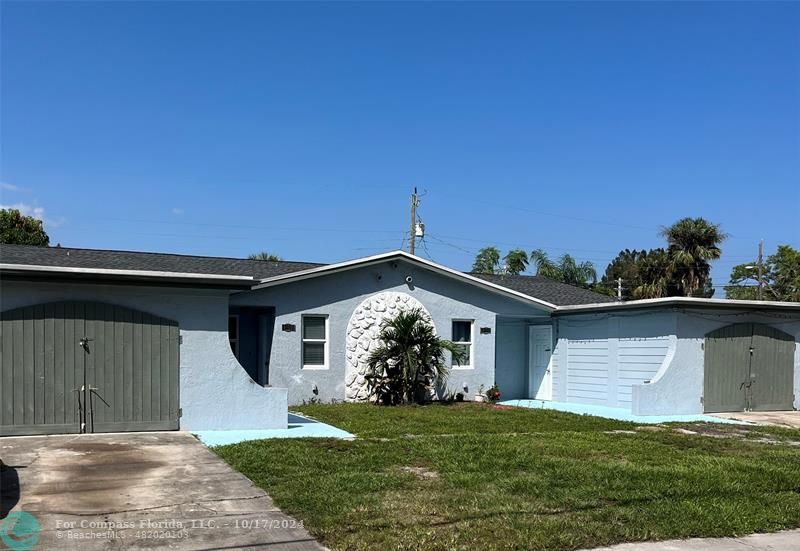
[0,432,323,550]
[711,410,800,428]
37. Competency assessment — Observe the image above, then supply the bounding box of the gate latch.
[79,337,93,352]
[749,346,754,356]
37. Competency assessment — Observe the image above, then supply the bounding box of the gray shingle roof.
[0,244,323,280]
[469,272,615,306]
[0,244,611,306]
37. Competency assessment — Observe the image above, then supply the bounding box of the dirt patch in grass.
[399,465,440,480]
[670,424,800,446]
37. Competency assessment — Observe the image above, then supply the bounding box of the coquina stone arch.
[345,292,434,401]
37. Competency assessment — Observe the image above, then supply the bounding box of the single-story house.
[1,243,798,436]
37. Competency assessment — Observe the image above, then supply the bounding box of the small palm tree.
[530,249,597,287]
[248,251,282,261]
[529,249,562,280]
[558,254,597,286]
[365,308,464,405]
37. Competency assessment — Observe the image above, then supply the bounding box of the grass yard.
[214,403,800,550]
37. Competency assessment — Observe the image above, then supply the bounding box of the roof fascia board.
[553,296,800,315]
[253,251,557,310]
[0,263,255,285]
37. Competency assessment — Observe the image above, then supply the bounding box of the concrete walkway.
[0,431,324,550]
[587,530,800,550]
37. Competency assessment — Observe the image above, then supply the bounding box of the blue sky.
[1,1,798,294]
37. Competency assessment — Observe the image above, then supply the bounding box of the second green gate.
[704,323,794,413]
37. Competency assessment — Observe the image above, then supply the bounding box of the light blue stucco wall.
[494,319,528,400]
[634,310,800,415]
[554,308,800,416]
[0,279,288,430]
[495,318,555,400]
[231,258,550,404]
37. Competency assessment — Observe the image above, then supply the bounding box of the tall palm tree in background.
[248,251,282,261]
[472,246,501,274]
[365,308,464,405]
[660,218,726,297]
[530,249,597,287]
[503,249,529,275]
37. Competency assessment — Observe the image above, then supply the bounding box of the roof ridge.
[0,243,325,267]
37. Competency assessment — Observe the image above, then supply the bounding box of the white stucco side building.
[551,299,800,416]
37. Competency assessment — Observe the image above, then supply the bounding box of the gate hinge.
[700,396,704,404]
[177,408,182,418]
[179,335,183,345]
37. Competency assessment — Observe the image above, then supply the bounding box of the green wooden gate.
[704,323,794,413]
[0,302,180,436]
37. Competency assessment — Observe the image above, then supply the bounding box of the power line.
[63,216,404,235]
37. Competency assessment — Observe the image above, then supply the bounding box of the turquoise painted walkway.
[500,399,747,424]
[194,413,354,446]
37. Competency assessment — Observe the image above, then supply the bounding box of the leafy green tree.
[0,209,49,246]
[632,248,673,299]
[726,245,800,302]
[472,246,501,274]
[530,249,597,288]
[600,249,646,300]
[503,249,528,275]
[248,251,282,261]
[661,217,726,297]
[365,308,464,405]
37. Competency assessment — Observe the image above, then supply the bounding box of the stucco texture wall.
[634,311,800,415]
[554,308,800,416]
[494,319,528,400]
[555,312,675,411]
[231,258,550,404]
[0,280,287,430]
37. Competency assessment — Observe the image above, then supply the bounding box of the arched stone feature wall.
[345,292,434,401]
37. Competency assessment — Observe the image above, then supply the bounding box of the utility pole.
[757,239,763,301]
[409,188,418,255]
[617,278,623,301]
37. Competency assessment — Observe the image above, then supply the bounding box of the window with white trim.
[302,315,328,369]
[228,315,239,359]
[451,320,473,368]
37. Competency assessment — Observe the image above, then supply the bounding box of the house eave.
[0,263,256,289]
[553,296,800,315]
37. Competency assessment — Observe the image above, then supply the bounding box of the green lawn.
[214,403,800,550]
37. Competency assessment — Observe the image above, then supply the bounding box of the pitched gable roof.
[469,272,615,307]
[252,251,558,310]
[0,244,606,306]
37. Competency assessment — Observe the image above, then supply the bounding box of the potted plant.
[475,384,487,402]
[485,383,501,403]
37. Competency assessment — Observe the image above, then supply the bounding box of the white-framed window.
[451,319,473,369]
[302,315,328,369]
[228,314,239,359]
